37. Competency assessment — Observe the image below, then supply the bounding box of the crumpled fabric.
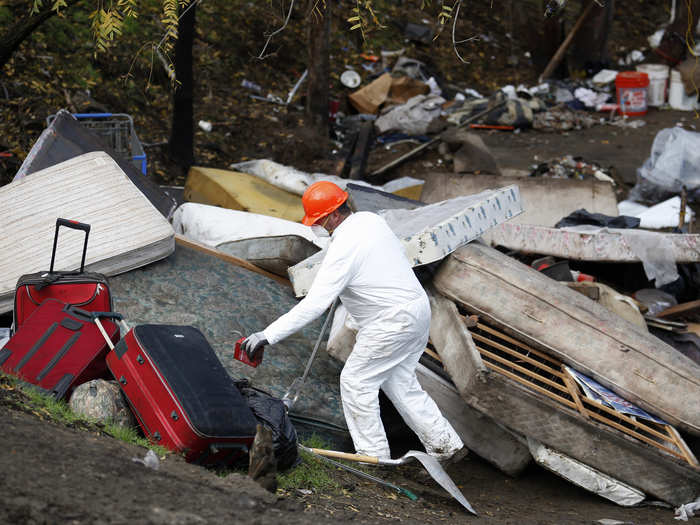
[554,209,640,229]
[675,497,700,520]
[375,94,445,136]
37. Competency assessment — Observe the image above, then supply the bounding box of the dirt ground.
[0,376,676,525]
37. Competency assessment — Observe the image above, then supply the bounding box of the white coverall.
[264,211,463,459]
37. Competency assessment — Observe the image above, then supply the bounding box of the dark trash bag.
[235,380,299,470]
[554,209,640,229]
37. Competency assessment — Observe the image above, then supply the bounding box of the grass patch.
[277,434,369,492]
[3,373,169,457]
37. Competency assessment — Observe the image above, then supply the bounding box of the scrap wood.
[656,299,700,320]
[174,235,291,287]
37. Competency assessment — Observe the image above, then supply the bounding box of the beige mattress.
[0,152,174,314]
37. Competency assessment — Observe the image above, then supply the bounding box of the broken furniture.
[429,267,700,505]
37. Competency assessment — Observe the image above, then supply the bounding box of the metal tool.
[307,447,477,515]
[282,299,338,409]
[299,445,418,501]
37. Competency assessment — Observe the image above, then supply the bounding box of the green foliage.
[104,423,170,457]
[27,0,185,57]
[347,0,385,38]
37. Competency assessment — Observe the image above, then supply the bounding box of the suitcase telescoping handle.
[91,311,130,351]
[50,218,91,273]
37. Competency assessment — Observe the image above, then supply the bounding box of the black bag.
[235,379,299,470]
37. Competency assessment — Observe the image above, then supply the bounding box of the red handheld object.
[234,337,263,367]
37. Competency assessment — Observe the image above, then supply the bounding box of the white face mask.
[311,224,330,238]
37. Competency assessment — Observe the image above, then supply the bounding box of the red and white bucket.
[616,71,649,116]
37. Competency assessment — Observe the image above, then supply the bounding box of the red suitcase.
[95,318,258,466]
[13,218,112,334]
[0,299,119,399]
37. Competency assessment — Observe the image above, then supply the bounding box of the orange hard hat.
[301,181,349,226]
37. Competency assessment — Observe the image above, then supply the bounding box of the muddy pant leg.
[381,343,463,459]
[339,344,395,459]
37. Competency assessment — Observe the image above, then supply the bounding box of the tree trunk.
[0,1,83,69]
[519,1,566,78]
[168,1,196,176]
[570,0,615,74]
[305,0,330,141]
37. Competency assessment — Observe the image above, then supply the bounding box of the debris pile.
[2,19,700,520]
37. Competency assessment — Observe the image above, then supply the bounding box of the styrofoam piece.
[670,70,698,111]
[0,152,175,314]
[172,202,327,249]
[527,438,646,506]
[289,185,523,297]
[618,197,694,229]
[484,223,700,263]
[229,158,425,199]
[617,199,649,217]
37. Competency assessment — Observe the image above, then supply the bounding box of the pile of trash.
[2,46,700,517]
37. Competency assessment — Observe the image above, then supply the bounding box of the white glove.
[242,332,268,359]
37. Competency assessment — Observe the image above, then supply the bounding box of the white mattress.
[289,185,523,296]
[0,152,174,313]
[171,202,327,249]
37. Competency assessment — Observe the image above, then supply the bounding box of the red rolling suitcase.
[95,318,257,466]
[0,299,119,399]
[13,218,112,334]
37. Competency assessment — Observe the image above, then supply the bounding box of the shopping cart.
[46,112,147,175]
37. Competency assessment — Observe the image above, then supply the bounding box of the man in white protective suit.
[242,181,466,462]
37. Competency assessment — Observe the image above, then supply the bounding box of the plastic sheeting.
[618,197,695,229]
[630,127,700,202]
[229,159,424,198]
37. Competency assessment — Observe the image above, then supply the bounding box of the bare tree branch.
[256,0,296,60]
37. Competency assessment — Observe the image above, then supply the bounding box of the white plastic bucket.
[636,64,669,106]
[669,70,697,110]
